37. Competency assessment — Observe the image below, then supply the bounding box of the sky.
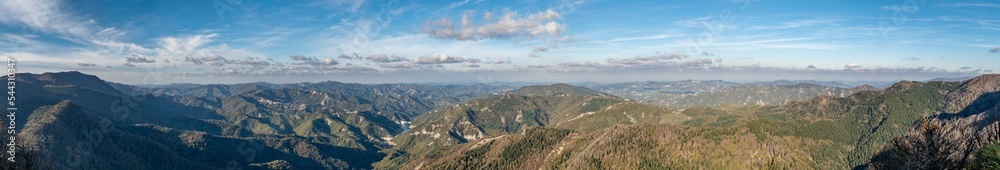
[0,0,998,84]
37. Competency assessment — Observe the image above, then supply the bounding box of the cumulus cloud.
[294,58,338,66]
[422,9,565,41]
[285,55,336,66]
[126,53,156,63]
[77,63,97,67]
[991,47,1000,53]
[290,54,317,61]
[701,52,715,56]
[844,62,862,69]
[338,54,354,60]
[411,54,474,64]
[366,54,408,63]
[960,66,972,69]
[806,65,817,69]
[901,56,920,61]
[321,58,338,65]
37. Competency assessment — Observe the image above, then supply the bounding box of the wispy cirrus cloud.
[0,0,121,39]
[443,0,471,10]
[603,33,683,42]
[748,19,839,30]
[311,0,367,12]
[939,3,1000,8]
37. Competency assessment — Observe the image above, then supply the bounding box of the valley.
[3,71,999,169]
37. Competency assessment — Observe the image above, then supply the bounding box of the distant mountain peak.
[511,83,612,97]
[886,80,921,91]
[943,74,1000,113]
[926,76,978,82]
[23,71,123,95]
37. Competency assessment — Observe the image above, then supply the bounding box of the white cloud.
[154,33,264,69]
[313,0,366,12]
[366,54,408,62]
[605,33,683,42]
[292,57,338,66]
[532,47,549,53]
[156,34,219,58]
[290,54,317,61]
[422,9,566,41]
[0,0,145,53]
[557,61,602,68]
[484,58,512,64]
[379,62,415,69]
[748,19,839,30]
[462,63,480,67]
[991,47,1000,53]
[183,56,271,69]
[126,53,156,63]
[185,56,226,65]
[444,0,471,9]
[412,54,472,64]
[606,52,688,66]
[228,57,273,67]
[673,16,712,27]
[844,62,862,69]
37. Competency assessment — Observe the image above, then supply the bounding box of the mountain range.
[2,71,998,169]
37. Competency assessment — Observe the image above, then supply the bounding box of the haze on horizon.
[1,0,998,84]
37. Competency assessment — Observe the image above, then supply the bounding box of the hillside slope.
[383,75,1000,169]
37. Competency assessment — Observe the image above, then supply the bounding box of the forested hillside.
[5,71,998,169]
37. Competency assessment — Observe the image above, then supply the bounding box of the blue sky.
[0,0,997,84]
